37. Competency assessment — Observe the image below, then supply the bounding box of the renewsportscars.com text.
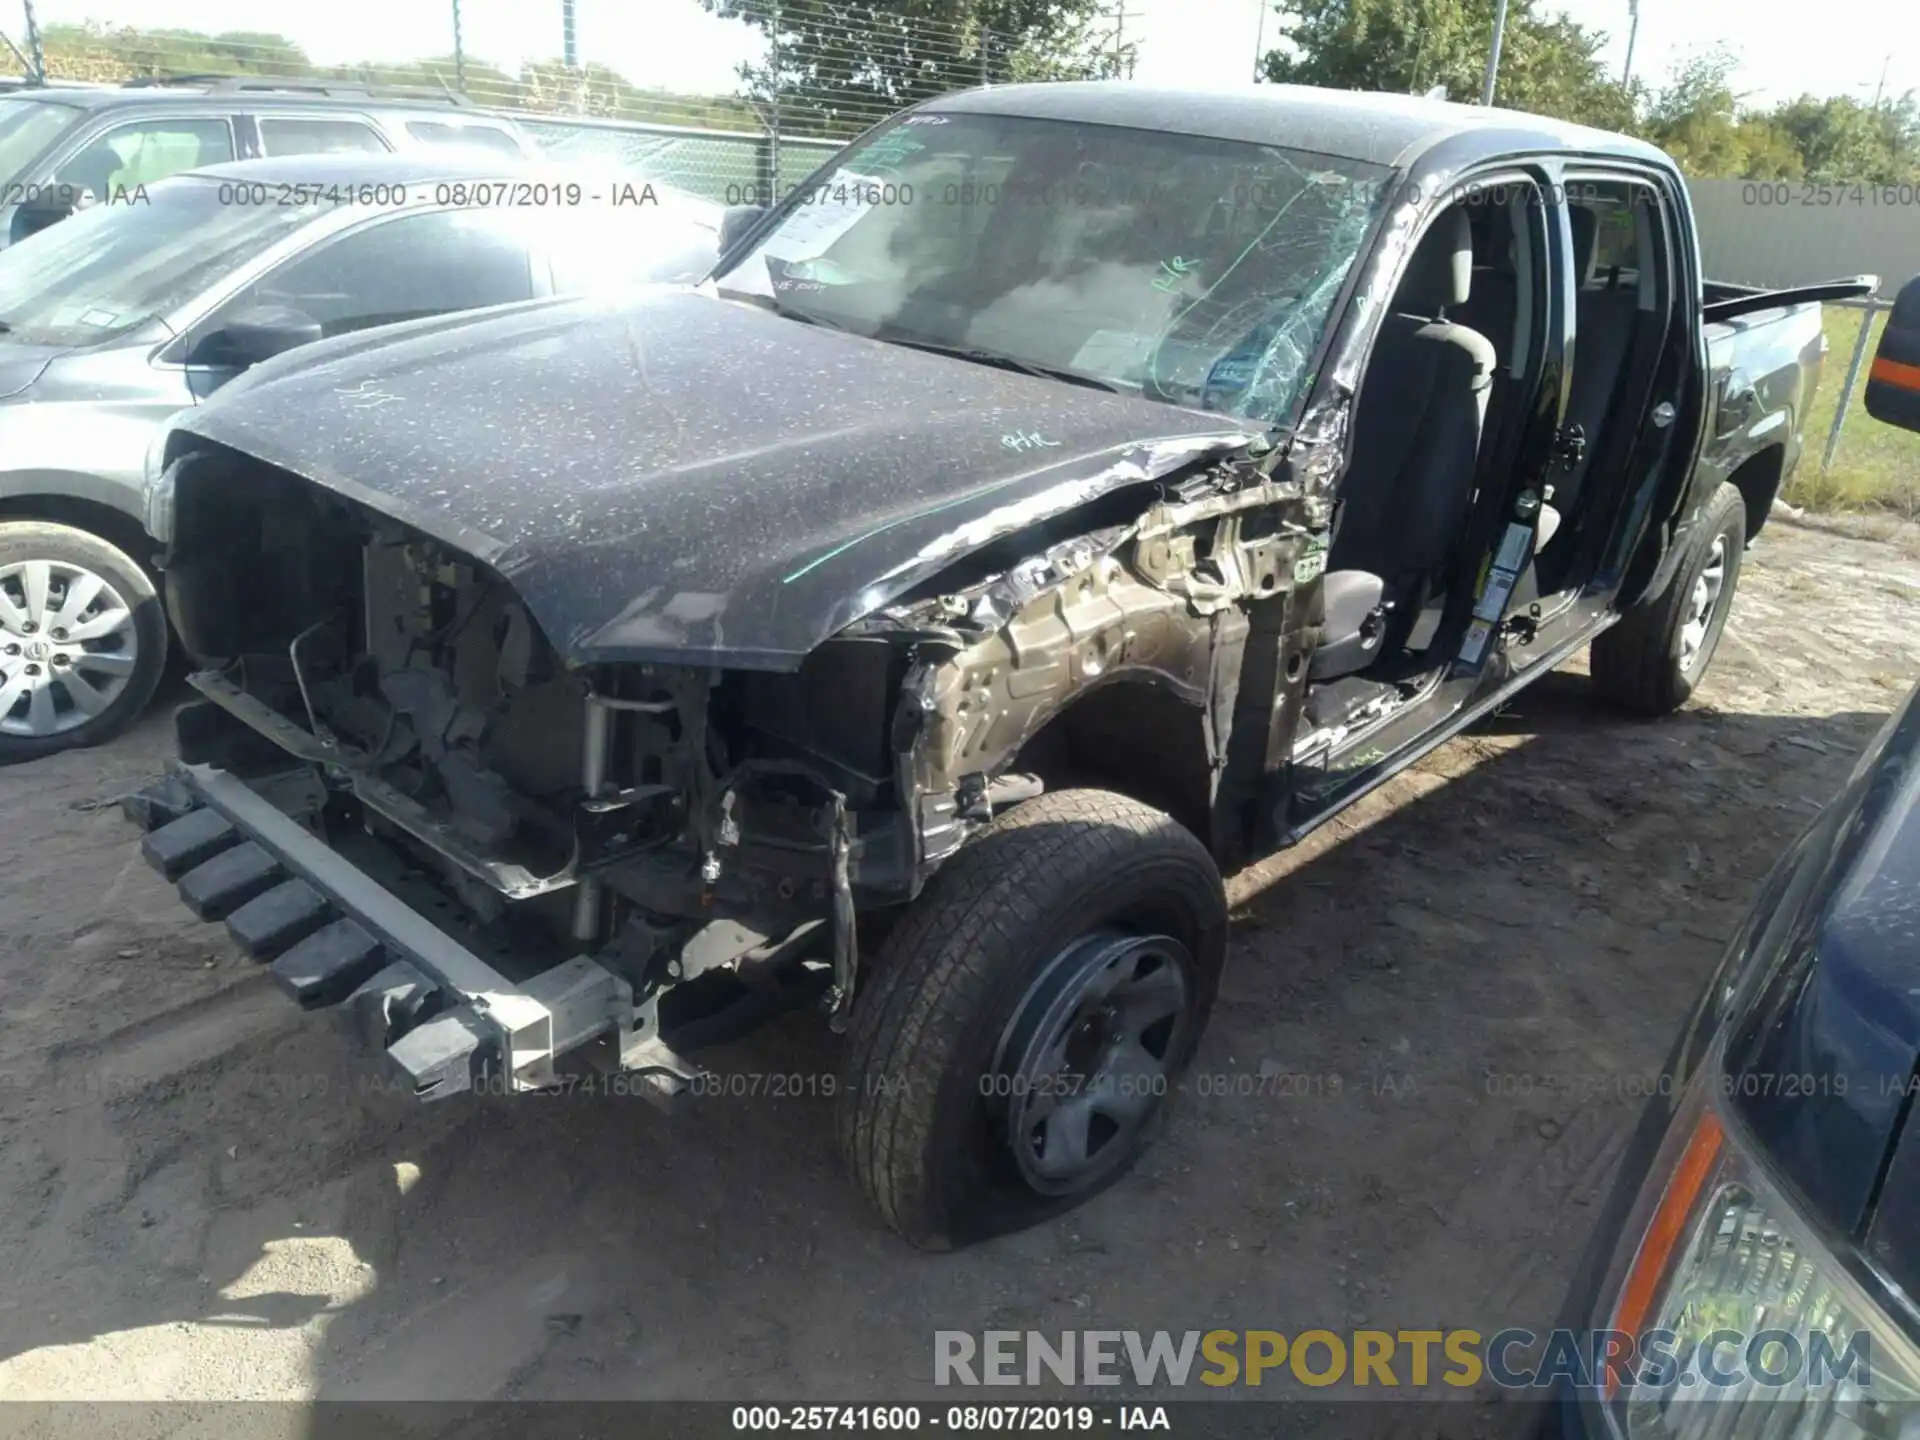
[934,1328,1872,1392]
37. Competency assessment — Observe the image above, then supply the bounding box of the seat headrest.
[1569,206,1599,288]
[1398,208,1474,315]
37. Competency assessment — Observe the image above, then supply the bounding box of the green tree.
[1258,0,1633,130]
[701,0,1112,136]
[1639,48,1747,176]
[1771,93,1920,184]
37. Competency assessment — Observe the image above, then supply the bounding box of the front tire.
[1590,481,1745,716]
[836,788,1227,1249]
[0,521,167,764]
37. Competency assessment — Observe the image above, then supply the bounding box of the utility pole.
[451,0,466,93]
[1621,0,1641,87]
[562,0,578,68]
[1108,0,1142,79]
[1873,53,1891,108]
[21,0,44,83]
[1479,0,1509,105]
[1252,0,1267,82]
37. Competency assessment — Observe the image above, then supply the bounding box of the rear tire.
[0,521,167,764]
[836,788,1227,1250]
[1590,481,1745,716]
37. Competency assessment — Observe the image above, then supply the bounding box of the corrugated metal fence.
[1687,178,1920,292]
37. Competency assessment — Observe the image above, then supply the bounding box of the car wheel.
[1589,481,1745,716]
[0,521,168,764]
[836,788,1227,1249]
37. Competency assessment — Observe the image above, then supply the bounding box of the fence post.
[759,132,779,208]
[764,0,779,200]
[451,0,466,94]
[1821,299,1881,475]
[21,0,44,82]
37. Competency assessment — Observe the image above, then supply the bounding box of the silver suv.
[0,77,535,243]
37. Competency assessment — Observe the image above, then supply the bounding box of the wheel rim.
[0,558,139,738]
[994,931,1194,1196]
[1678,535,1728,675]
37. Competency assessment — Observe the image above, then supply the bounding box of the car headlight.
[143,429,177,544]
[1592,1058,1920,1437]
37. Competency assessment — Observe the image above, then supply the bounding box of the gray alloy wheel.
[0,557,141,738]
[1677,534,1728,676]
[0,521,167,763]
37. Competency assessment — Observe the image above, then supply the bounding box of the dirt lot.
[1,518,1917,1429]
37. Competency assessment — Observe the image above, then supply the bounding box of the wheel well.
[0,494,158,576]
[1726,446,1785,541]
[1013,681,1213,841]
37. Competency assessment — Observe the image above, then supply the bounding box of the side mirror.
[8,186,88,246]
[193,305,323,369]
[718,203,768,256]
[1867,275,1920,433]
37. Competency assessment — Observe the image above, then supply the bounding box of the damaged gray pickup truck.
[125,83,1871,1247]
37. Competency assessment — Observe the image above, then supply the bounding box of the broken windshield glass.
[715,112,1391,429]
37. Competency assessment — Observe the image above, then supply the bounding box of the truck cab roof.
[923,80,1674,172]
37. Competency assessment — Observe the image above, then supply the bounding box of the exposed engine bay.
[150,438,1332,1096]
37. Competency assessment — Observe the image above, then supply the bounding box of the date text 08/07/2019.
[730,1406,1171,1432]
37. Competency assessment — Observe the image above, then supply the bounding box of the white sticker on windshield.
[757,170,889,263]
[78,308,120,328]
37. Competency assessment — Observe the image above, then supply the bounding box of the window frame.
[251,111,395,160]
[44,110,238,196]
[167,201,544,365]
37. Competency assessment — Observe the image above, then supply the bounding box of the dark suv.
[0,77,534,243]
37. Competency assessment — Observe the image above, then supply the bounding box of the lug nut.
[3,643,17,656]
[49,628,66,641]
[20,622,36,634]
[23,664,39,677]
[51,654,69,668]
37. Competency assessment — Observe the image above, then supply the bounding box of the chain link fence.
[17,2,1129,201]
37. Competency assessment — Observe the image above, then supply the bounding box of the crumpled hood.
[173,288,1258,669]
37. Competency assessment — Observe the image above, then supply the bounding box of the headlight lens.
[1597,1066,1920,1437]
[143,438,177,544]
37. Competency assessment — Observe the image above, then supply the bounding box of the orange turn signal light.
[1605,1109,1725,1399]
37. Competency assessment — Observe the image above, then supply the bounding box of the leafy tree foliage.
[1260,4,1920,182]
[1259,0,1632,129]
[700,0,1121,136]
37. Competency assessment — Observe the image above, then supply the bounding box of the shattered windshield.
[715,112,1390,427]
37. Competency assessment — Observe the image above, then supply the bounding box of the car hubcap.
[1678,536,1728,675]
[0,558,138,738]
[995,931,1193,1195]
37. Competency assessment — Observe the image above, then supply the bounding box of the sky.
[20,0,1920,112]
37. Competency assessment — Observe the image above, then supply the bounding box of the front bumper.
[125,764,688,1101]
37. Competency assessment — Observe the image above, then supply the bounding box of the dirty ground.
[0,519,1916,1432]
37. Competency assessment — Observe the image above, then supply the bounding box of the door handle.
[1651,402,1677,429]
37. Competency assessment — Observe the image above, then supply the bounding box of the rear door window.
[53,117,235,197]
[258,117,390,157]
[216,207,536,337]
[403,120,524,157]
